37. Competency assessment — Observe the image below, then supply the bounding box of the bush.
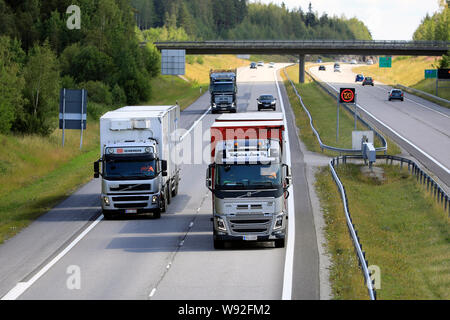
[69,46,115,83]
[111,84,126,106]
[196,56,204,64]
[186,55,195,64]
[79,81,113,106]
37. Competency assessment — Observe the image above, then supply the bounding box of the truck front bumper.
[212,104,236,113]
[101,193,160,213]
[212,213,286,242]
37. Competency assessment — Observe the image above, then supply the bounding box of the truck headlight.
[212,103,216,108]
[274,214,283,230]
[152,195,158,204]
[103,196,110,206]
[216,217,227,232]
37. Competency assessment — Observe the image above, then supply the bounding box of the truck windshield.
[104,159,157,180]
[212,83,234,92]
[215,164,281,189]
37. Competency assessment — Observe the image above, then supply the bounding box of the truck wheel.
[171,178,179,197]
[274,238,285,248]
[214,240,225,249]
[231,109,237,113]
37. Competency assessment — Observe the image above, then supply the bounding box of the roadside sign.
[379,56,392,68]
[59,88,87,149]
[59,89,87,130]
[339,88,356,103]
[161,49,185,75]
[425,69,437,79]
[437,68,450,80]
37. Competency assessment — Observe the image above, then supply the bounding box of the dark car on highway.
[362,76,374,86]
[355,74,364,82]
[257,94,276,111]
[319,65,326,71]
[250,62,257,69]
[388,89,404,101]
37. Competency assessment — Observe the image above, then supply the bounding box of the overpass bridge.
[153,40,449,83]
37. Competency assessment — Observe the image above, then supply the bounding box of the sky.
[252,0,442,40]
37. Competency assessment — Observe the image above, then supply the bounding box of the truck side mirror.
[160,160,168,176]
[283,164,292,187]
[94,160,100,178]
[205,165,213,191]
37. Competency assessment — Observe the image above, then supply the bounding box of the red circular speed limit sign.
[339,88,355,103]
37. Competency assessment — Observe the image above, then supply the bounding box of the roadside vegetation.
[316,164,449,299]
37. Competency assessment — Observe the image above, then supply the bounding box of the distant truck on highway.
[206,112,291,249]
[209,69,237,114]
[94,105,180,219]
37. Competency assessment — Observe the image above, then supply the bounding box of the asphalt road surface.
[0,64,319,300]
[310,64,450,188]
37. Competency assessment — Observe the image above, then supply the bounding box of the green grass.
[317,164,449,299]
[282,65,401,156]
[147,75,204,111]
[315,166,370,299]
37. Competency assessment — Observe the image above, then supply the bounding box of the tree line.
[413,0,449,68]
[133,0,373,41]
[0,0,374,136]
[0,0,160,136]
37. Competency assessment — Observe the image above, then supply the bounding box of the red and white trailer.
[206,112,291,249]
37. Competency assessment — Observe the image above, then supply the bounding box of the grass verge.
[317,164,449,299]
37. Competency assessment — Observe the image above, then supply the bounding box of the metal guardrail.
[396,84,450,105]
[283,69,388,154]
[330,153,450,301]
[329,155,376,300]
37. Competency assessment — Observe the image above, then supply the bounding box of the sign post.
[337,88,356,143]
[436,68,450,96]
[59,89,87,149]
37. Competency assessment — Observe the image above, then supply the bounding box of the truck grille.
[110,184,151,192]
[228,215,271,235]
[112,196,149,202]
[114,203,147,208]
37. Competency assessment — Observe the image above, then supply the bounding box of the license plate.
[243,235,257,241]
[125,209,137,214]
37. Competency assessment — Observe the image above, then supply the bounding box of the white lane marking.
[180,106,211,142]
[149,288,157,297]
[1,214,104,300]
[273,68,296,300]
[322,80,450,175]
[371,85,450,119]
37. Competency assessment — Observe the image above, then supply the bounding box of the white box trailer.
[95,105,180,219]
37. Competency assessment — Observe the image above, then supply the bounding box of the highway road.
[0,64,320,300]
[309,64,450,188]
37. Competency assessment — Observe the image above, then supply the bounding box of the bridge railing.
[155,40,449,50]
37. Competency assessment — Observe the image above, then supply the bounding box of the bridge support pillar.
[299,54,305,83]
